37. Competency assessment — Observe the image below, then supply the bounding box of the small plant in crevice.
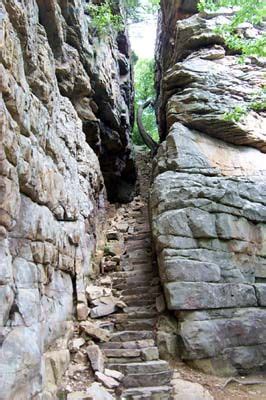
[223,88,266,122]
[223,105,248,122]
[198,0,266,58]
[250,87,266,112]
[103,243,117,257]
[85,0,124,37]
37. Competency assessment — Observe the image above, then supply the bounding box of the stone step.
[134,227,150,234]
[113,308,157,320]
[126,241,152,251]
[121,286,161,296]
[112,276,160,289]
[115,318,156,331]
[110,330,154,342]
[107,360,170,375]
[100,339,155,349]
[121,386,172,400]
[122,292,160,303]
[123,298,156,307]
[129,258,152,265]
[112,278,154,290]
[103,346,159,361]
[121,263,153,272]
[121,256,152,264]
[103,348,142,358]
[111,271,154,279]
[126,249,152,259]
[127,233,151,241]
[105,356,142,364]
[123,371,172,388]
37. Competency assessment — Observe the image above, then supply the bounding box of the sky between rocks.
[128,0,158,59]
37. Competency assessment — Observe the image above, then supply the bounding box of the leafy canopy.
[86,0,160,36]
[85,1,124,36]
[198,0,266,57]
[133,58,158,145]
[124,0,159,22]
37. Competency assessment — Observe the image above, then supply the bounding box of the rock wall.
[0,0,135,398]
[152,1,266,375]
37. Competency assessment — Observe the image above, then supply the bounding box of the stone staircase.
[99,198,173,399]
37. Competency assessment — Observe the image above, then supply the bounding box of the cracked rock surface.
[0,0,135,398]
[152,1,266,375]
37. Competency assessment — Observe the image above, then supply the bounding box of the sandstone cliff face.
[0,0,135,398]
[152,1,266,375]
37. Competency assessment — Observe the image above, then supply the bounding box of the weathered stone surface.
[90,303,117,319]
[158,256,221,283]
[0,0,135,398]
[156,10,266,153]
[44,350,70,394]
[165,282,257,310]
[80,321,110,342]
[86,344,105,373]
[141,347,159,361]
[77,303,89,321]
[67,392,92,400]
[172,379,214,400]
[104,368,124,382]
[86,383,114,400]
[95,371,120,389]
[153,1,266,375]
[70,338,86,352]
[254,284,266,306]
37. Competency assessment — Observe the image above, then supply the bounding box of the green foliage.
[223,105,247,122]
[250,88,266,111]
[135,58,156,100]
[86,0,160,36]
[123,0,160,23]
[131,50,139,65]
[86,1,124,36]
[223,88,266,122]
[133,58,158,145]
[198,0,266,57]
[103,244,111,256]
[123,0,142,22]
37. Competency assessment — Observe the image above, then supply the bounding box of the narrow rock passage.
[61,149,173,399]
[100,150,173,399]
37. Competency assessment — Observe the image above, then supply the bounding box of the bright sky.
[128,2,158,59]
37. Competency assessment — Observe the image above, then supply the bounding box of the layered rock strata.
[0,0,135,398]
[152,2,266,375]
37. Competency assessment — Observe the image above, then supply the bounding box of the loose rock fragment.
[67,392,92,400]
[95,371,120,389]
[87,382,115,400]
[77,303,89,321]
[90,303,117,318]
[104,368,124,382]
[86,344,105,372]
[80,321,110,342]
[70,338,86,352]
